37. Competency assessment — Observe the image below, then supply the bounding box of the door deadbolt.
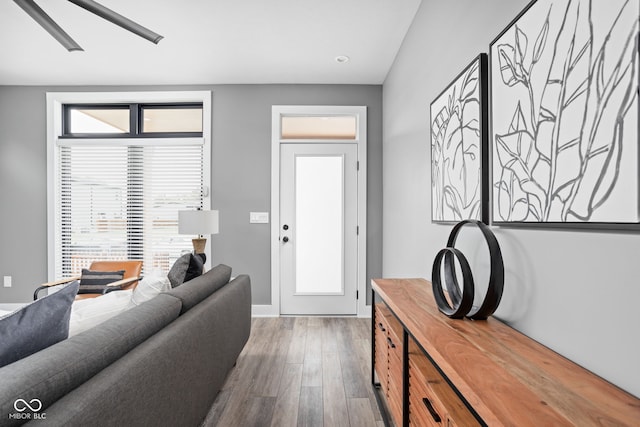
[283,224,289,230]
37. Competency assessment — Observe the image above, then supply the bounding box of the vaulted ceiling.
[0,0,421,85]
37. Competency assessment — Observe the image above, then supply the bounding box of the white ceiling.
[0,0,421,86]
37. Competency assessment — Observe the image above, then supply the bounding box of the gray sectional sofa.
[0,265,251,427]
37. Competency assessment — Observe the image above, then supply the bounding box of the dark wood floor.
[203,317,384,427]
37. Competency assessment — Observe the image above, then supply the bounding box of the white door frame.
[254,105,367,317]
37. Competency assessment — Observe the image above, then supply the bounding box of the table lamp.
[178,210,219,254]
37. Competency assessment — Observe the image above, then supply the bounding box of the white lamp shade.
[178,210,219,235]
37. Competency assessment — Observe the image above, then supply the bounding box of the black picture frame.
[430,54,489,224]
[489,0,640,229]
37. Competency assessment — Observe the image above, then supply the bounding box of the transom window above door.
[280,115,357,140]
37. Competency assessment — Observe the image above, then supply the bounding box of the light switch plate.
[250,212,269,224]
[3,276,11,288]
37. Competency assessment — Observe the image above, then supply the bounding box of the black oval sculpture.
[431,247,475,319]
[432,220,504,320]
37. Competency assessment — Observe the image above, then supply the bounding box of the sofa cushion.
[168,253,206,288]
[78,269,125,294]
[0,281,79,368]
[164,264,232,314]
[0,293,182,421]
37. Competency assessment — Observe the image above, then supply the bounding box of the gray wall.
[0,84,382,306]
[383,0,640,398]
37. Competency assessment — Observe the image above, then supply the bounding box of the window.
[47,92,211,278]
[63,103,203,137]
[66,106,130,134]
[280,115,357,139]
[141,105,203,133]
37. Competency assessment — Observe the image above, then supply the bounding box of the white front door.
[280,143,358,315]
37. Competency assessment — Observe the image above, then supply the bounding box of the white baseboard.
[358,310,372,319]
[252,304,372,318]
[251,304,279,317]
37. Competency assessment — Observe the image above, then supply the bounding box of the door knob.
[282,236,289,243]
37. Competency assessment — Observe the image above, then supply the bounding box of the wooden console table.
[371,278,640,426]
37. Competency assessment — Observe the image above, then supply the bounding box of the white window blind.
[56,143,204,277]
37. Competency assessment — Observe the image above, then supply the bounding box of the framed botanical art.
[431,54,489,223]
[490,0,640,227]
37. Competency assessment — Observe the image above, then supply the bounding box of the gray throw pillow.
[168,253,206,288]
[0,281,79,367]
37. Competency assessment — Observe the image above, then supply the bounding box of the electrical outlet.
[3,276,11,288]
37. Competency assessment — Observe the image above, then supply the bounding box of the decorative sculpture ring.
[443,220,504,320]
[431,247,475,319]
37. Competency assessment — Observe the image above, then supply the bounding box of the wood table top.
[372,278,640,427]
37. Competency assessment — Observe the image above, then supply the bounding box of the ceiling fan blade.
[67,0,163,44]
[14,0,83,51]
